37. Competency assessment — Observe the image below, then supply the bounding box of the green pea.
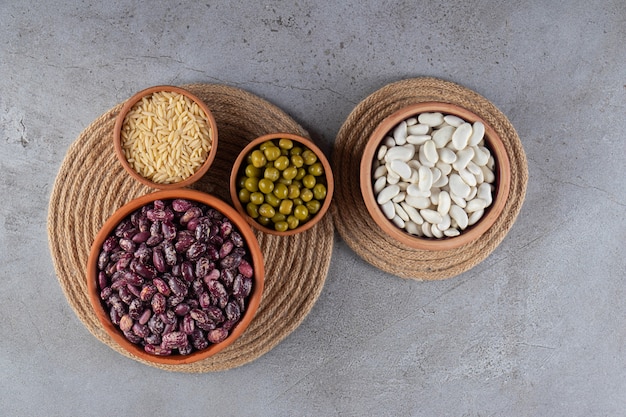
[287,184,300,199]
[313,183,327,200]
[238,188,251,204]
[290,154,304,168]
[302,149,318,165]
[250,150,267,168]
[264,193,280,207]
[258,204,275,218]
[306,200,321,215]
[300,188,313,202]
[277,177,292,186]
[287,215,299,230]
[274,221,289,232]
[308,162,324,177]
[302,174,316,189]
[295,167,307,180]
[282,166,298,180]
[246,203,259,218]
[271,213,286,223]
[259,140,275,150]
[258,178,274,194]
[274,155,290,171]
[245,164,262,178]
[279,199,294,215]
[292,197,304,206]
[250,192,265,205]
[264,146,282,162]
[237,176,247,189]
[293,204,309,221]
[257,216,271,226]
[244,177,259,192]
[290,146,303,156]
[279,138,293,150]
[273,183,289,199]
[264,167,280,181]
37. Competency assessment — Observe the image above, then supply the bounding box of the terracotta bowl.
[360,102,511,250]
[87,189,264,365]
[230,133,334,236]
[113,85,219,190]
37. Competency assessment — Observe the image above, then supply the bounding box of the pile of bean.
[96,199,254,356]
[236,138,328,232]
[372,112,496,238]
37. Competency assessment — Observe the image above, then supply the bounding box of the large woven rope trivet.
[47,84,334,372]
[332,77,528,280]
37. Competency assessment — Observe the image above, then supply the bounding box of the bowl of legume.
[360,102,511,251]
[87,189,264,365]
[230,133,334,235]
[113,86,219,190]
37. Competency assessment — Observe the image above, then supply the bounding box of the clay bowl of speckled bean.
[113,85,219,190]
[87,189,264,365]
[360,102,511,251]
[230,133,334,236]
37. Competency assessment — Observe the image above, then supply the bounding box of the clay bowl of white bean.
[360,102,511,251]
[113,86,219,190]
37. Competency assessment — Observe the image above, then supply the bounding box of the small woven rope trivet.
[332,77,528,280]
[47,84,334,372]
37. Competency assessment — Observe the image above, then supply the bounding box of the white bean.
[405,195,431,209]
[418,112,444,127]
[377,144,388,161]
[444,228,461,237]
[468,121,485,146]
[392,191,406,203]
[438,191,451,216]
[406,134,431,145]
[393,121,408,145]
[443,115,464,127]
[373,165,387,179]
[405,221,421,235]
[392,215,405,229]
[459,168,477,187]
[452,148,474,172]
[418,166,433,192]
[394,202,409,221]
[468,209,484,226]
[386,173,400,184]
[437,213,451,231]
[381,200,395,219]
[449,174,471,199]
[438,147,456,164]
[401,202,424,225]
[449,204,469,229]
[390,159,412,180]
[406,117,417,126]
[420,209,443,224]
[377,184,400,204]
[406,183,429,197]
[385,144,415,162]
[432,125,455,148]
[373,176,387,193]
[383,136,395,147]
[407,124,429,135]
[423,140,439,164]
[465,198,487,213]
[422,222,433,237]
[477,183,493,206]
[431,223,444,238]
[451,123,472,150]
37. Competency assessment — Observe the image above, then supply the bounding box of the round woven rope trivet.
[332,77,528,280]
[47,84,334,372]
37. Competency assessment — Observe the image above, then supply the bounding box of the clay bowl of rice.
[113,86,218,190]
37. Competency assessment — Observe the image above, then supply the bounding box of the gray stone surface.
[1,1,624,416]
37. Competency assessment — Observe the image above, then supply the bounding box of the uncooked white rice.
[120,91,212,184]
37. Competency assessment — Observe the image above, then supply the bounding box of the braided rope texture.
[332,77,528,280]
[47,84,334,372]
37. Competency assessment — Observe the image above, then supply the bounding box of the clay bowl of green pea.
[230,133,334,236]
